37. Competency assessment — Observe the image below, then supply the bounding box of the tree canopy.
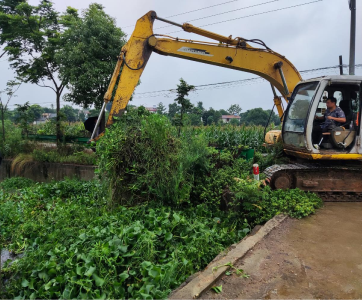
[227,104,242,115]
[0,0,77,141]
[239,108,280,126]
[59,3,127,109]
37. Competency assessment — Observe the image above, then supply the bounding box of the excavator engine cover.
[265,130,282,145]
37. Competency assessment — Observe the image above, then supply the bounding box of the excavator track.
[264,163,362,202]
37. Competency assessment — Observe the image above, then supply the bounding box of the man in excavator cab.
[313,97,346,148]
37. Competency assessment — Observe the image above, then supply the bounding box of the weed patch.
[0,179,250,299]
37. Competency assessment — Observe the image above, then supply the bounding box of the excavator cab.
[282,76,362,160]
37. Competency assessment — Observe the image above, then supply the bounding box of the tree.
[28,105,44,122]
[229,118,240,126]
[227,104,242,115]
[202,108,222,125]
[219,109,228,115]
[239,107,280,126]
[60,105,77,122]
[156,102,166,115]
[43,107,56,113]
[168,103,180,119]
[187,113,203,126]
[207,115,214,125]
[0,80,21,142]
[196,101,204,113]
[0,1,79,142]
[89,108,101,117]
[15,102,33,137]
[173,78,195,135]
[59,3,126,130]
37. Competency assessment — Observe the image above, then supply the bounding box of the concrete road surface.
[201,203,362,299]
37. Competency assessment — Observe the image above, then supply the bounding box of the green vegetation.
[0,108,323,298]
[0,174,321,299]
[199,124,267,150]
[33,121,89,137]
[0,179,251,299]
[0,1,126,142]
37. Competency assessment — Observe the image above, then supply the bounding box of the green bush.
[0,120,35,157]
[0,177,35,191]
[96,107,209,205]
[33,121,89,137]
[32,148,96,165]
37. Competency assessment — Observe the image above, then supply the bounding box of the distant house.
[34,113,57,125]
[145,106,157,113]
[221,114,241,123]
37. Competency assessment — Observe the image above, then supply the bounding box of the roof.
[301,75,362,83]
[222,115,241,119]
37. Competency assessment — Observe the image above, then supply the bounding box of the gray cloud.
[2,0,361,113]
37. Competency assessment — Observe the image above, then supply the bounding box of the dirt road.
[201,203,362,299]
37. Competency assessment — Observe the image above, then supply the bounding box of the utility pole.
[349,0,356,75]
[339,55,344,75]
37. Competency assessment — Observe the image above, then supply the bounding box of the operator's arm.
[326,116,346,123]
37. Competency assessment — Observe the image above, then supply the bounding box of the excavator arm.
[92,11,302,141]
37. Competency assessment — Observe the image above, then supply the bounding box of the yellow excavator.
[91,11,362,201]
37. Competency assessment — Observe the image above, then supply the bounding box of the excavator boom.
[92,11,302,140]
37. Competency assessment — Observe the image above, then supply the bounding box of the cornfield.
[194,125,271,150]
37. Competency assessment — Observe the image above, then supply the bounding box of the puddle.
[1,249,18,268]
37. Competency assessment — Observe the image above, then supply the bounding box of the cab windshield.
[284,81,319,132]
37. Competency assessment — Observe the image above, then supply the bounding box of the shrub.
[0,177,35,191]
[96,107,209,206]
[32,148,96,165]
[33,121,89,137]
[0,120,35,158]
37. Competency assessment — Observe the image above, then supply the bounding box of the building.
[145,105,157,113]
[34,113,57,125]
[221,114,241,123]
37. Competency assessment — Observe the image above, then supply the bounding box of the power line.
[123,0,243,29]
[132,64,362,99]
[154,0,281,30]
[7,64,362,107]
[164,0,323,34]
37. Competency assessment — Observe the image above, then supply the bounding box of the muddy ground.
[201,202,362,299]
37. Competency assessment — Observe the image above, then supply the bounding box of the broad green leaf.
[173,213,180,222]
[141,261,152,269]
[62,286,72,299]
[140,293,153,300]
[148,267,160,278]
[84,266,96,277]
[165,232,173,241]
[38,271,49,281]
[21,279,29,287]
[118,245,128,253]
[92,274,105,287]
[119,272,129,282]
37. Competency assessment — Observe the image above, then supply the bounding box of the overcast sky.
[1,0,361,113]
